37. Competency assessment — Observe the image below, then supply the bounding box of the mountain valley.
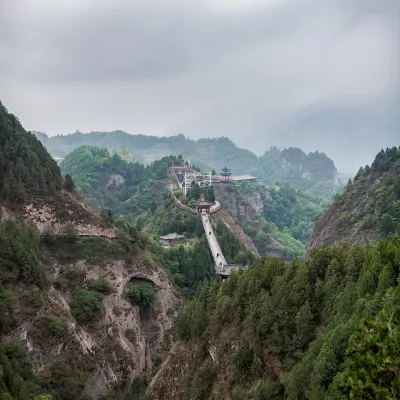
[0,100,399,400]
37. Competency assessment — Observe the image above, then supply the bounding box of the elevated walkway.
[201,213,245,278]
[201,213,227,270]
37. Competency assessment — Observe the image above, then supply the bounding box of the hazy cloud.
[1,0,399,158]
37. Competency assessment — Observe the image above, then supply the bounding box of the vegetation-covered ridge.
[60,144,331,260]
[35,131,341,197]
[149,237,400,400]
[60,145,183,219]
[213,181,329,259]
[0,102,62,203]
[0,203,179,400]
[309,145,400,250]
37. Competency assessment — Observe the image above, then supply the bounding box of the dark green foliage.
[0,102,62,203]
[195,215,204,238]
[0,341,52,400]
[35,132,340,198]
[59,145,180,219]
[204,187,215,203]
[100,377,148,400]
[62,174,75,191]
[125,284,156,308]
[41,227,145,265]
[254,379,283,400]
[215,220,255,264]
[323,146,400,242]
[69,290,104,324]
[155,240,216,296]
[189,359,216,400]
[39,349,96,400]
[0,220,47,288]
[175,238,400,399]
[87,278,112,295]
[186,183,202,201]
[100,209,115,227]
[61,223,78,243]
[234,345,254,373]
[44,317,68,338]
[333,287,400,399]
[0,283,15,334]
[149,200,197,236]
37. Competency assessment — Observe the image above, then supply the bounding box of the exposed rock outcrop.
[213,184,265,223]
[215,210,259,255]
[9,254,179,398]
[3,190,117,238]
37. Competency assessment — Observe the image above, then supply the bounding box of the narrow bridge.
[201,213,227,270]
[169,163,250,279]
[197,199,245,279]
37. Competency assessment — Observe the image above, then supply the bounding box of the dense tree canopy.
[312,146,400,248]
[60,145,182,218]
[34,130,342,199]
[0,102,62,203]
[175,237,400,399]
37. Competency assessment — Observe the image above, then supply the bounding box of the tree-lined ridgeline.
[0,102,62,203]
[173,237,400,399]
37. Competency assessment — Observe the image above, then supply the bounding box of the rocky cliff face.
[215,210,259,255]
[7,248,179,399]
[1,190,180,399]
[213,183,283,257]
[213,183,265,224]
[2,190,117,238]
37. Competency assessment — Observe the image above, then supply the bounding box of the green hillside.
[214,181,329,259]
[0,102,62,203]
[163,237,400,400]
[60,145,180,220]
[309,146,400,250]
[34,131,342,198]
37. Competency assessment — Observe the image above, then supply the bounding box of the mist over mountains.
[260,94,400,172]
[34,94,399,174]
[175,94,400,173]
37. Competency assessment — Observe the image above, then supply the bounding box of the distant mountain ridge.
[259,94,400,172]
[34,131,341,197]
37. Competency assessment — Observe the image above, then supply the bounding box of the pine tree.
[63,174,75,192]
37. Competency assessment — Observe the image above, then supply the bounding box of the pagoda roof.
[197,202,212,207]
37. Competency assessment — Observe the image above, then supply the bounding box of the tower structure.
[221,166,231,181]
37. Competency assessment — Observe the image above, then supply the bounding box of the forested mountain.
[59,145,329,259]
[34,131,342,197]
[256,147,341,198]
[309,146,400,250]
[59,145,178,219]
[213,182,328,260]
[0,102,62,203]
[3,97,398,400]
[148,147,400,399]
[149,237,400,399]
[0,103,186,399]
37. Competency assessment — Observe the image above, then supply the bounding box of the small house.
[159,233,185,246]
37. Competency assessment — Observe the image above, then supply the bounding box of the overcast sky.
[1,0,399,151]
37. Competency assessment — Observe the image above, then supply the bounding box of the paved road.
[201,214,227,272]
